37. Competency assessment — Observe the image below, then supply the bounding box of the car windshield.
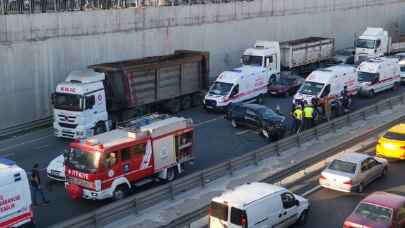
[261,108,279,119]
[298,81,324,95]
[274,78,293,86]
[356,39,376,49]
[354,202,392,225]
[65,148,101,173]
[209,82,233,96]
[383,131,405,141]
[358,72,379,83]
[328,159,357,174]
[242,55,263,67]
[54,93,83,111]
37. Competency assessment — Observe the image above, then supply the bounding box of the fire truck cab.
[64,114,194,201]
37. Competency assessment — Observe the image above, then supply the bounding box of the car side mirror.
[295,199,300,206]
[51,93,55,105]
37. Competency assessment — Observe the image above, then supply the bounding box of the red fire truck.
[64,114,194,201]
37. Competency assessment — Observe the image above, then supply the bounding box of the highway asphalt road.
[1,87,405,227]
[292,152,405,228]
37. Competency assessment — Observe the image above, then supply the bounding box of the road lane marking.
[0,134,53,153]
[194,117,223,127]
[236,129,251,135]
[302,185,322,196]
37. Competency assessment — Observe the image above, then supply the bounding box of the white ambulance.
[209,182,309,228]
[0,158,34,227]
[357,57,400,97]
[203,41,281,111]
[293,65,358,105]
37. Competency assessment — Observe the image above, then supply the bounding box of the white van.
[209,182,309,228]
[357,57,400,97]
[293,65,358,105]
[204,41,281,111]
[0,158,34,227]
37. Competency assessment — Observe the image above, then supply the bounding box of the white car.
[319,153,387,193]
[394,52,405,83]
[46,154,65,181]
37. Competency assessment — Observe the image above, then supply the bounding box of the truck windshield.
[298,81,324,96]
[65,148,101,173]
[354,203,392,225]
[356,39,376,49]
[242,55,263,67]
[358,72,379,83]
[54,93,83,111]
[209,82,233,96]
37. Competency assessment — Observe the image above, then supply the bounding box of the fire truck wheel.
[113,185,128,201]
[166,168,176,182]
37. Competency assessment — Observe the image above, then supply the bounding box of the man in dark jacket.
[31,163,50,205]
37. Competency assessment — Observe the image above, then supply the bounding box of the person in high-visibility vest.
[292,106,303,133]
[303,103,315,129]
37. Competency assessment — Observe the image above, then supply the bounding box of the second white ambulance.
[357,57,400,97]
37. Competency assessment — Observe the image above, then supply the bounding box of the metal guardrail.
[49,92,405,228]
[0,116,52,139]
[0,0,252,15]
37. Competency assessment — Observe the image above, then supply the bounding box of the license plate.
[206,105,213,109]
[51,170,60,176]
[270,91,277,95]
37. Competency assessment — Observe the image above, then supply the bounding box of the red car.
[343,192,405,228]
[268,75,304,97]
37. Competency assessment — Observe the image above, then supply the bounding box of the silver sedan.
[319,153,388,193]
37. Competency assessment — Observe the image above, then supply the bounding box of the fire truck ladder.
[117,113,171,133]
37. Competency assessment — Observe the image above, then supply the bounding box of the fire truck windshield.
[66,148,101,173]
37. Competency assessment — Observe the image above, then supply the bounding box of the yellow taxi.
[376,124,405,160]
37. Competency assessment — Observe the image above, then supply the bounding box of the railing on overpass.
[0,0,253,15]
[48,92,405,228]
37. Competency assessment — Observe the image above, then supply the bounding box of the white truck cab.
[293,65,358,105]
[0,158,34,227]
[204,41,281,111]
[355,27,389,63]
[357,57,400,96]
[52,70,109,139]
[209,182,309,228]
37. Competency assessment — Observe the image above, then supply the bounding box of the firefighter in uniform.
[303,102,315,129]
[292,106,303,133]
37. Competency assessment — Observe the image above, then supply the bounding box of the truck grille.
[58,114,77,123]
[59,123,78,129]
[205,99,217,107]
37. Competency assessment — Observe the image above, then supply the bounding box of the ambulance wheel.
[94,122,106,135]
[113,185,128,201]
[181,95,192,110]
[22,221,36,228]
[255,94,264,104]
[166,168,176,182]
[368,90,375,97]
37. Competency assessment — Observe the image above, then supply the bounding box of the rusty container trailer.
[89,50,209,114]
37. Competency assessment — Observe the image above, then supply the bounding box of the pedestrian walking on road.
[323,97,332,121]
[30,163,50,206]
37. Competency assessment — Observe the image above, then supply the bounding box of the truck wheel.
[167,99,181,113]
[94,122,106,135]
[181,95,192,110]
[113,185,129,201]
[191,93,203,107]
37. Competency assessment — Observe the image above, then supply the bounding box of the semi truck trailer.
[52,50,209,139]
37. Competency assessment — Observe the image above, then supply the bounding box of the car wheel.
[113,185,128,201]
[231,120,238,128]
[261,128,270,139]
[380,167,387,177]
[357,183,364,193]
[296,209,308,225]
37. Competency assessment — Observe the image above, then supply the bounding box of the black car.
[227,103,287,140]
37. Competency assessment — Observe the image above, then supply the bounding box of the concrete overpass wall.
[1,0,405,129]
